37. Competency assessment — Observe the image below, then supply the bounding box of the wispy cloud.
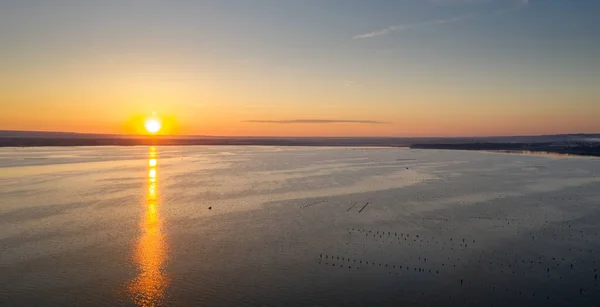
[244,119,389,124]
[353,15,470,39]
[353,0,529,39]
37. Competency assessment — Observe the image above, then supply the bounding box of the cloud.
[353,25,412,39]
[353,0,529,39]
[244,119,389,124]
[353,15,471,39]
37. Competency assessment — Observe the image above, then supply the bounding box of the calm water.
[1,146,600,306]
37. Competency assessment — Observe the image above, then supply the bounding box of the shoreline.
[410,143,600,158]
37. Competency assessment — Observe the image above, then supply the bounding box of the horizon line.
[0,129,598,140]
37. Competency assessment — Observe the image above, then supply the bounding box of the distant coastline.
[1,131,599,153]
[0,136,411,147]
[410,142,600,158]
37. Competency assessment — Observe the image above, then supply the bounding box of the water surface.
[1,146,600,306]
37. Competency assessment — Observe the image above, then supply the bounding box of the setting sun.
[145,117,162,134]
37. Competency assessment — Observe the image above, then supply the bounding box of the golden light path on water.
[128,147,169,306]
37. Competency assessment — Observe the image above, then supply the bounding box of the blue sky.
[1,0,599,136]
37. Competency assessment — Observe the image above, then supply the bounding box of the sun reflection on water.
[128,146,169,306]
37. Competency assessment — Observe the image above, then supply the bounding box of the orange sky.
[1,1,599,137]
[1,63,596,137]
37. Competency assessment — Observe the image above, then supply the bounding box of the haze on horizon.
[1,0,599,137]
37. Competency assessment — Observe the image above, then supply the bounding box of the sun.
[144,117,162,134]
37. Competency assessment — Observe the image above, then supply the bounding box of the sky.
[0,0,599,137]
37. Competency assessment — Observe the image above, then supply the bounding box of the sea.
[1,146,599,306]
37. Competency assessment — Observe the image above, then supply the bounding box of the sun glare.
[145,117,162,134]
